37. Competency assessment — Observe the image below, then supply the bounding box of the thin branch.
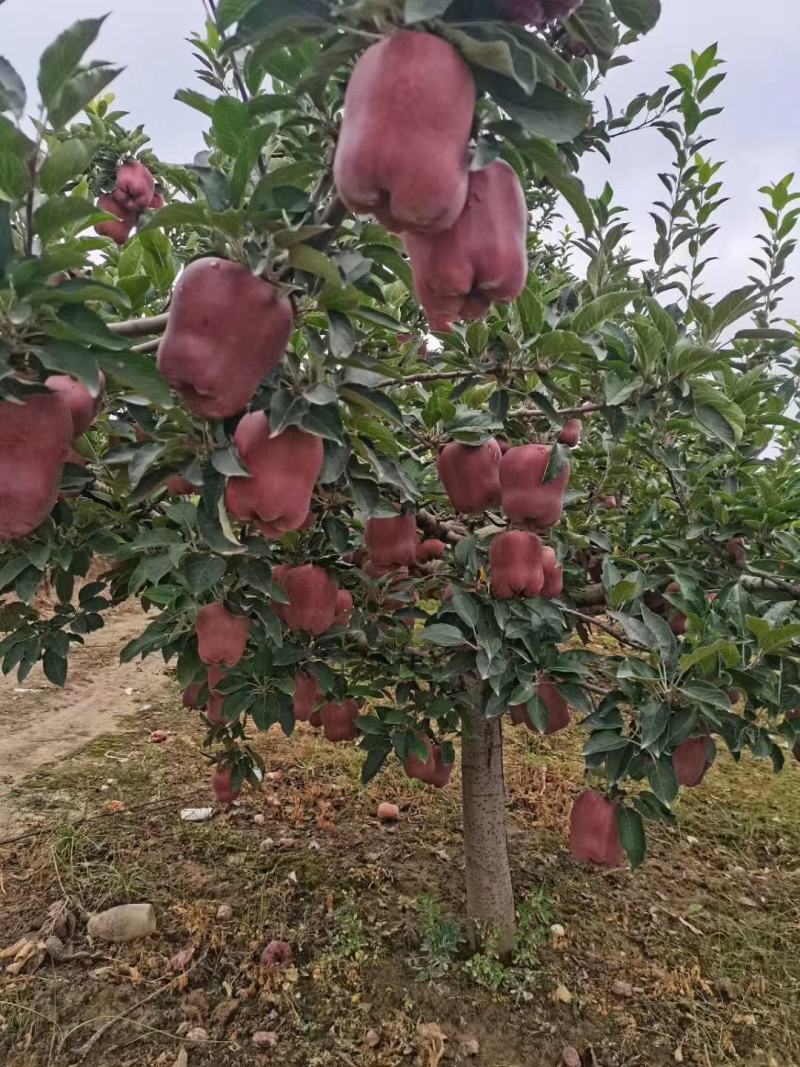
[561,606,642,649]
[742,570,800,600]
[108,312,169,337]
[131,338,160,353]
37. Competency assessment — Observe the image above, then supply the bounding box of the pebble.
[612,979,633,998]
[550,923,566,938]
[460,1037,480,1057]
[554,984,573,1004]
[185,1027,208,1044]
[253,813,266,825]
[365,1029,381,1048]
[308,839,321,851]
[180,807,213,822]
[259,837,275,851]
[277,836,297,848]
[216,904,233,921]
[562,1047,581,1067]
[87,903,156,943]
[267,770,282,782]
[252,1031,278,1048]
[377,802,400,821]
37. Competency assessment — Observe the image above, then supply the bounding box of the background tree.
[1,0,799,962]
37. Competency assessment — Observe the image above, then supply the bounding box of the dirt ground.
[1,610,799,1067]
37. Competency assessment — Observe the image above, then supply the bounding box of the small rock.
[550,923,566,938]
[180,807,213,823]
[211,997,240,1028]
[377,802,400,822]
[277,836,297,848]
[149,730,169,743]
[253,813,266,825]
[562,1047,581,1067]
[308,839,321,851]
[612,979,633,998]
[459,1037,480,1057]
[186,1027,209,1044]
[172,1049,188,1067]
[87,903,156,943]
[554,984,573,1004]
[716,976,738,1000]
[216,904,233,921]
[365,1028,381,1048]
[252,1030,278,1048]
[259,837,275,851]
[267,770,282,782]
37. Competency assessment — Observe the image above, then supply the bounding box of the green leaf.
[0,57,26,118]
[96,350,173,408]
[679,639,738,672]
[450,590,479,630]
[182,554,227,595]
[525,138,593,234]
[618,807,646,870]
[36,342,100,387]
[604,371,643,406]
[216,0,260,31]
[584,730,629,755]
[608,611,655,649]
[212,95,251,157]
[40,138,97,194]
[289,243,341,286]
[444,26,537,94]
[228,0,330,48]
[565,0,618,58]
[404,0,451,21]
[691,382,745,448]
[420,624,467,647]
[230,123,273,206]
[361,745,390,784]
[33,196,100,242]
[572,290,637,333]
[646,757,678,805]
[339,383,404,426]
[681,682,733,712]
[48,65,122,129]
[483,77,591,143]
[174,88,216,118]
[640,604,677,666]
[38,16,107,109]
[609,0,661,32]
[34,277,131,312]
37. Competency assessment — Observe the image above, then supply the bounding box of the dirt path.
[0,602,170,835]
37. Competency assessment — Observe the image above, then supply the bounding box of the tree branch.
[108,312,169,337]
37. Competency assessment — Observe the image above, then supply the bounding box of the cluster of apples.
[0,371,105,542]
[95,160,163,246]
[437,422,581,600]
[499,0,584,24]
[333,31,528,332]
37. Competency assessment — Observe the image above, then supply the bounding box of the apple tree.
[2,0,800,958]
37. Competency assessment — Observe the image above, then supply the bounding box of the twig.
[69,978,176,1062]
[561,606,642,649]
[131,338,160,354]
[742,570,800,600]
[108,312,169,337]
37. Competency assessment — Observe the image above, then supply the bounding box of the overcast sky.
[3,0,799,313]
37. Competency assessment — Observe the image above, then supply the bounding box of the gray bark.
[460,684,517,961]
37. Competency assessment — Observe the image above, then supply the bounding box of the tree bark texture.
[460,685,517,960]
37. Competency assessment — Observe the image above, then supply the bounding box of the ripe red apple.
[568,790,624,867]
[44,373,105,437]
[365,512,417,568]
[403,736,453,788]
[541,546,563,598]
[598,494,618,509]
[112,160,155,212]
[510,675,570,734]
[500,444,570,529]
[320,699,359,742]
[182,681,204,709]
[293,671,320,722]
[0,392,73,542]
[157,258,293,420]
[271,564,339,634]
[333,589,354,627]
[95,193,137,245]
[436,438,502,514]
[557,418,582,447]
[196,602,250,666]
[165,474,200,496]
[672,736,715,787]
[415,539,447,563]
[205,665,229,725]
[260,940,293,969]
[333,31,475,233]
[489,529,544,598]
[725,537,747,567]
[148,190,165,210]
[211,764,240,805]
[403,160,528,331]
[225,413,323,538]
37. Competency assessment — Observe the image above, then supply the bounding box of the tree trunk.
[460,686,517,961]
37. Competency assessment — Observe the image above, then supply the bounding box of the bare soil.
[0,612,799,1067]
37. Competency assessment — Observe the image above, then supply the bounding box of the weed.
[410,892,465,981]
[326,891,377,963]
[464,889,552,1001]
